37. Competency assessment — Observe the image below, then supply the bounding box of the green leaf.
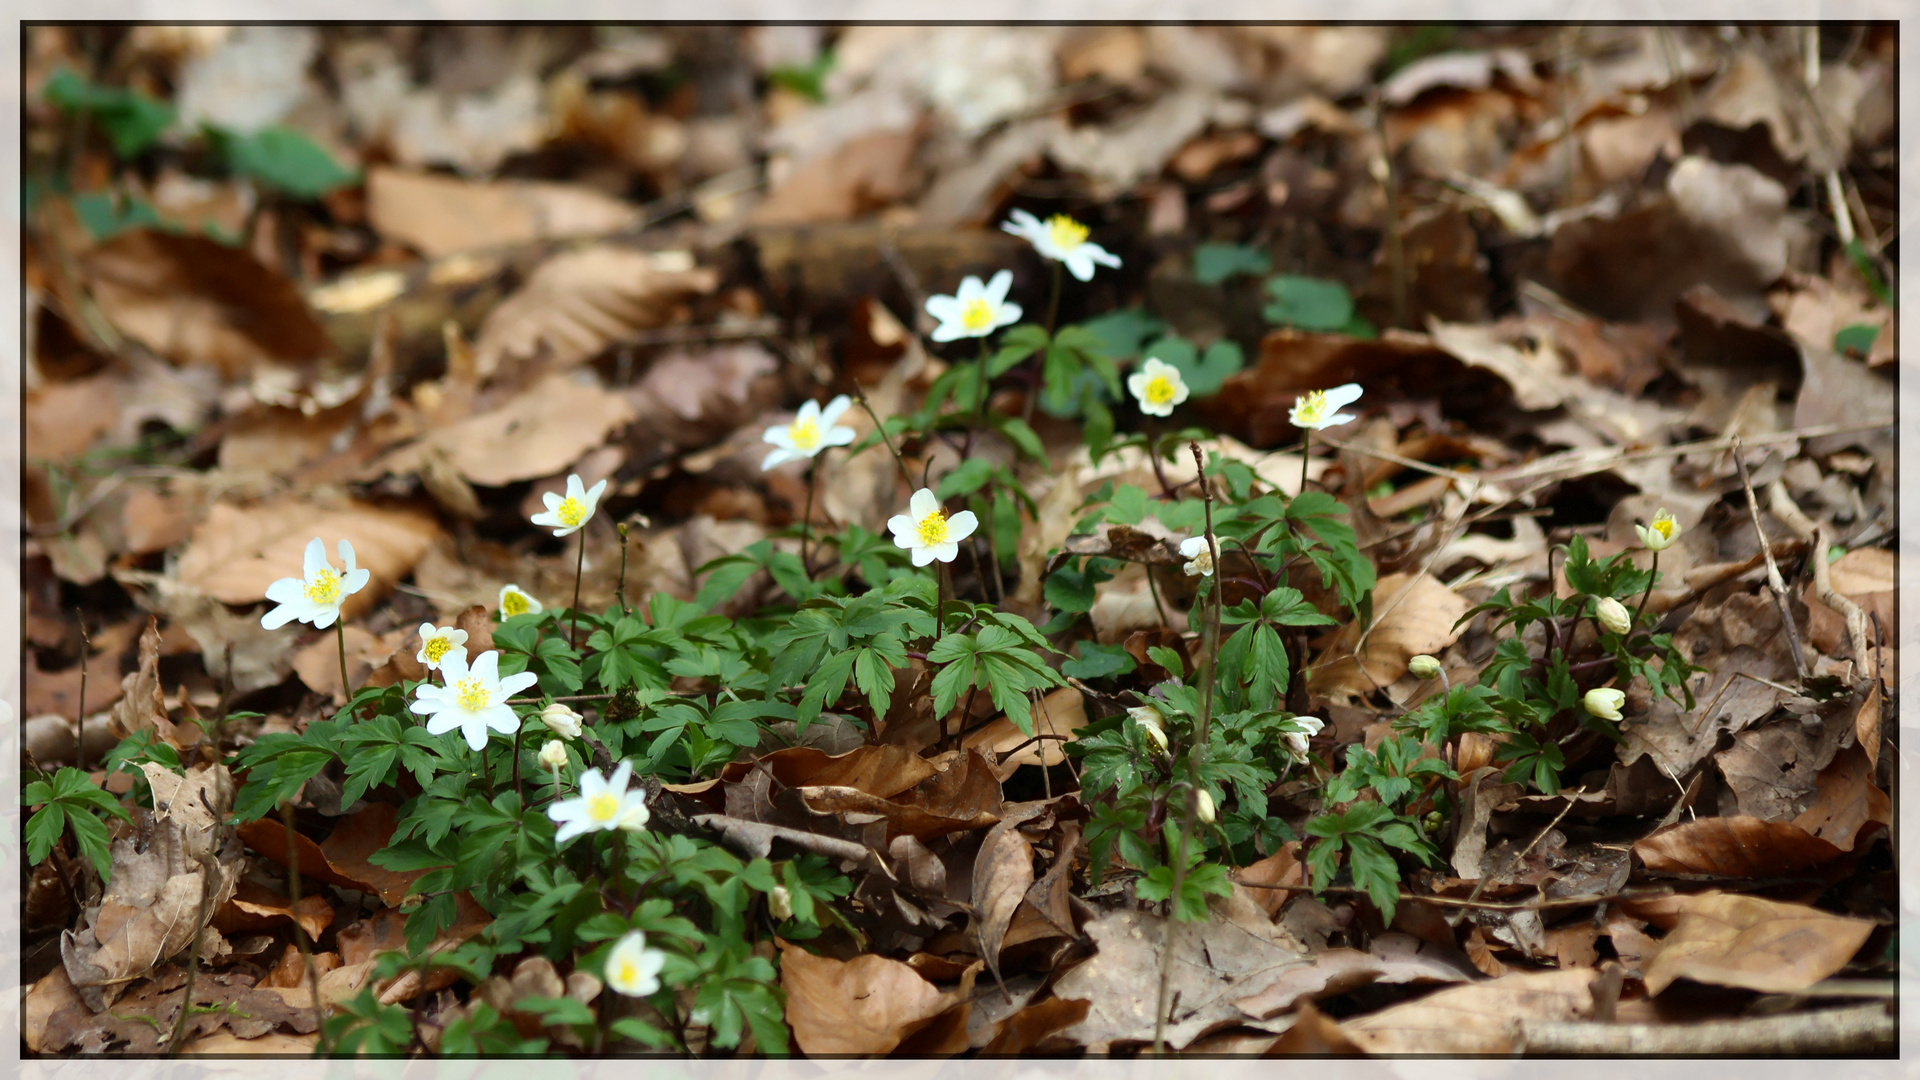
[71,191,166,240]
[1834,323,1879,358]
[1062,641,1137,680]
[1263,275,1354,331]
[1193,242,1271,285]
[937,457,996,499]
[44,68,176,158]
[1077,308,1165,360]
[222,126,358,198]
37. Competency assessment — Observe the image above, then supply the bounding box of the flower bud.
[541,701,584,739]
[1194,788,1216,824]
[538,739,569,771]
[1595,596,1632,636]
[1128,705,1169,752]
[1582,687,1626,722]
[769,885,793,920]
[1408,654,1442,680]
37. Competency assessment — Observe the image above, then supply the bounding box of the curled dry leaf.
[471,245,719,379]
[1635,891,1875,996]
[366,167,645,258]
[372,370,637,488]
[779,944,963,1056]
[79,229,333,380]
[108,617,188,748]
[1339,967,1599,1055]
[1310,572,1470,700]
[972,801,1050,985]
[211,877,335,942]
[1232,932,1478,1020]
[62,765,242,999]
[1633,816,1846,878]
[175,497,441,615]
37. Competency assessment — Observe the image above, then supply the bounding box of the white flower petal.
[260,603,300,630]
[983,269,1014,305]
[818,395,853,429]
[1064,251,1096,281]
[955,275,987,303]
[928,319,966,343]
[1323,383,1364,411]
[302,537,328,579]
[909,488,938,519]
[911,545,937,567]
[930,542,958,563]
[265,577,305,604]
[993,301,1023,328]
[823,426,857,447]
[946,509,978,543]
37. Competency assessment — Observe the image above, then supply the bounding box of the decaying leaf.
[1635,891,1875,996]
[470,245,719,378]
[780,944,964,1056]
[1339,967,1598,1054]
[371,370,638,488]
[367,167,645,258]
[1232,932,1478,1020]
[175,497,440,615]
[1310,572,1470,700]
[1633,816,1845,878]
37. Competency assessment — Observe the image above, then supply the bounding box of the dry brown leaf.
[1233,932,1477,1020]
[1239,842,1307,918]
[1055,903,1310,1052]
[1638,891,1875,996]
[62,765,242,998]
[107,617,188,748]
[1310,572,1470,700]
[796,785,999,842]
[367,167,644,258]
[980,995,1091,1055]
[372,370,637,488]
[181,1030,321,1055]
[34,965,320,1054]
[1803,547,1895,658]
[1426,317,1587,411]
[471,245,718,379]
[290,625,381,702]
[1792,742,1891,852]
[972,801,1049,984]
[25,373,121,461]
[1339,967,1598,1054]
[779,944,960,1056]
[1265,998,1364,1055]
[79,228,333,379]
[319,802,430,907]
[1632,816,1845,878]
[211,878,335,942]
[961,687,1081,777]
[323,893,492,1006]
[175,497,440,614]
[752,128,921,224]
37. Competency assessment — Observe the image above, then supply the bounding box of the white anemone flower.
[762,395,857,471]
[410,649,538,752]
[261,538,372,630]
[548,760,651,844]
[1001,208,1122,281]
[604,930,666,997]
[1128,357,1190,417]
[415,623,469,672]
[531,474,608,538]
[1282,716,1325,763]
[541,701,584,739]
[1179,535,1215,578]
[498,584,542,618]
[1636,509,1681,552]
[888,487,979,566]
[1289,383,1364,431]
[925,270,1022,343]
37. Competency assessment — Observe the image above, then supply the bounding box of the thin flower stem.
[1154,442,1224,1054]
[512,724,524,802]
[335,621,351,712]
[615,522,632,616]
[801,458,819,580]
[1633,551,1658,626]
[280,800,330,1055]
[74,613,88,773]
[1300,429,1312,494]
[1024,262,1063,426]
[569,528,586,647]
[852,380,914,489]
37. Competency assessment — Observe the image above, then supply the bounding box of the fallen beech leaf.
[181,1030,322,1055]
[290,625,381,703]
[980,995,1091,1055]
[25,374,120,461]
[175,497,440,615]
[107,618,187,748]
[1055,905,1310,1052]
[973,802,1049,984]
[1238,842,1307,917]
[62,766,242,998]
[212,878,335,942]
[1310,572,1470,700]
[23,650,125,724]
[373,370,637,488]
[367,167,644,258]
[329,894,492,1005]
[79,228,332,379]
[1426,316,1586,411]
[796,784,999,841]
[36,966,320,1054]
[319,802,430,907]
[1639,891,1875,996]
[1266,999,1364,1055]
[1232,932,1477,1020]
[752,128,920,225]
[963,687,1082,777]
[1339,967,1598,1055]
[1791,743,1890,853]
[1633,816,1845,878]
[779,945,959,1056]
[471,245,718,379]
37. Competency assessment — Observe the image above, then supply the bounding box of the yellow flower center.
[1145,376,1176,405]
[1296,390,1327,424]
[502,590,529,616]
[588,792,621,822]
[455,677,489,712]
[917,509,950,547]
[959,298,995,332]
[616,958,638,985]
[788,417,820,451]
[1651,516,1675,540]
[556,497,586,527]
[1046,214,1089,251]
[304,567,342,605]
[424,636,452,663]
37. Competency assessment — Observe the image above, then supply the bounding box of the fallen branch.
[1518,1002,1893,1056]
[1768,479,1873,671]
[1731,438,1808,678]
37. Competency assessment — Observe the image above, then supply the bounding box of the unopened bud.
[1195,788,1216,824]
[1595,597,1632,636]
[1408,655,1442,680]
[538,739,569,771]
[769,885,793,920]
[541,702,584,739]
[1583,687,1626,722]
[1128,705,1169,752]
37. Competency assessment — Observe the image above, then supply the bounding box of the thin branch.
[1731,438,1809,678]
